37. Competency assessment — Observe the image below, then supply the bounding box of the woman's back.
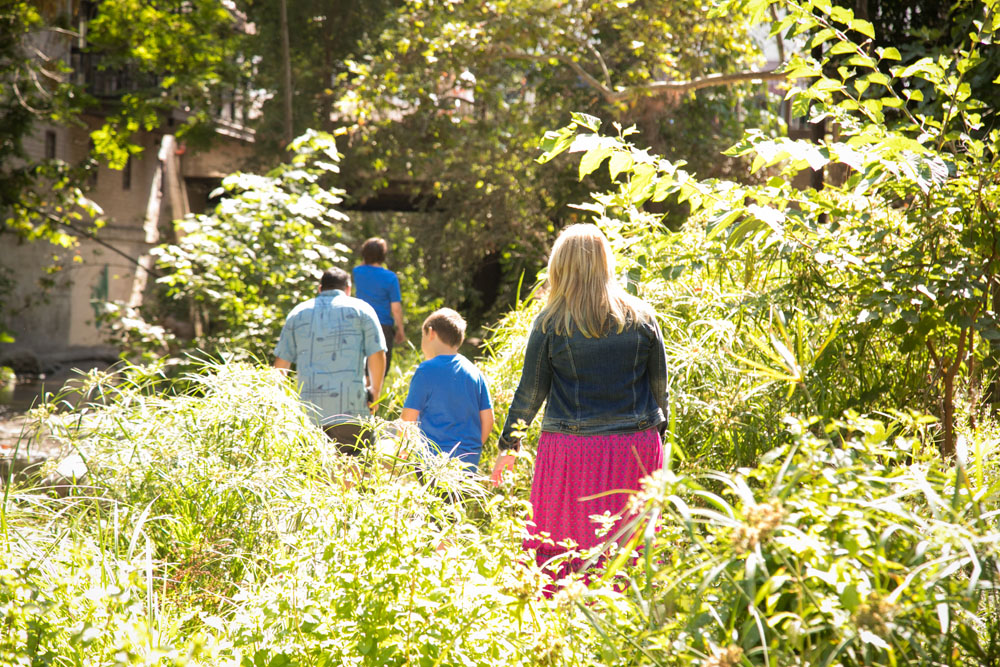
[544,318,664,430]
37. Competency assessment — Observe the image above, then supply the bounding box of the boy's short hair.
[423,308,466,348]
[360,237,388,264]
[320,267,350,291]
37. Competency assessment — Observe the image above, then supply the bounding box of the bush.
[34,359,334,599]
[583,412,1000,666]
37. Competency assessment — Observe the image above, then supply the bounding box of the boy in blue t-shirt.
[401,308,493,468]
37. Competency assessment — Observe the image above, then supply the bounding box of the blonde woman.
[491,224,668,574]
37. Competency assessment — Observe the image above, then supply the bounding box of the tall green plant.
[584,413,1000,665]
[150,130,354,359]
[30,359,335,598]
[536,0,1000,457]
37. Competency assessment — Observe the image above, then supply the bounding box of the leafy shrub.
[0,548,221,666]
[583,413,1000,666]
[35,360,334,598]
[221,478,565,667]
[150,130,354,360]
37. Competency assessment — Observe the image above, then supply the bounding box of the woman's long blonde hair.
[539,224,651,337]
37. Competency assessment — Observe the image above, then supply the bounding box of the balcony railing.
[70,49,162,98]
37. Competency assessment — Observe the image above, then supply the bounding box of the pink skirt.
[525,428,663,570]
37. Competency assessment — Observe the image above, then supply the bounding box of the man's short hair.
[422,308,466,348]
[360,237,388,264]
[320,267,350,292]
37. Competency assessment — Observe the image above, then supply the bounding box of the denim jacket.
[498,313,669,450]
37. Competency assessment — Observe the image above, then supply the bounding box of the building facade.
[0,2,255,372]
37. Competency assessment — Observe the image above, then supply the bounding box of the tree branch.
[499,48,786,104]
[616,68,786,102]
[581,40,611,88]
[926,338,941,368]
[500,50,617,103]
[950,328,967,377]
[26,207,164,278]
[770,5,786,64]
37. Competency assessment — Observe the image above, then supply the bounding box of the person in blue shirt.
[352,237,405,375]
[274,268,387,455]
[401,308,494,469]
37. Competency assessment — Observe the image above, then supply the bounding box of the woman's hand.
[491,453,516,487]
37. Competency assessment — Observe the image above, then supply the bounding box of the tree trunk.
[989,276,1000,416]
[809,43,826,194]
[942,370,956,457]
[279,0,294,145]
[321,24,334,132]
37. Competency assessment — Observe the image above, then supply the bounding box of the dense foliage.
[0,0,241,241]
[106,130,443,364]
[332,0,783,317]
[147,131,352,360]
[0,0,244,345]
[235,0,403,157]
[534,0,1000,459]
[4,0,1000,665]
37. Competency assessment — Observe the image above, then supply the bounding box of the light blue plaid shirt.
[274,290,386,426]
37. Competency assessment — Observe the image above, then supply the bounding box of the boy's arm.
[480,409,494,445]
[401,365,427,423]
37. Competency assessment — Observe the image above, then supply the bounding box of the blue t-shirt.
[352,264,401,326]
[274,290,386,425]
[403,354,493,467]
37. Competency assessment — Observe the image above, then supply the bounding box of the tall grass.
[2,353,999,665]
[579,412,1000,666]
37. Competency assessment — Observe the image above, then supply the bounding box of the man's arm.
[480,409,494,445]
[367,350,386,406]
[401,408,419,422]
[274,357,292,375]
[390,301,405,344]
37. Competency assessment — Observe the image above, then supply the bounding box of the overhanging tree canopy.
[334,0,787,314]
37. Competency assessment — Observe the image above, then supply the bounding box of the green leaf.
[578,146,612,179]
[866,72,890,86]
[728,218,764,247]
[608,151,633,180]
[846,54,878,69]
[830,41,857,56]
[661,265,685,280]
[811,28,837,48]
[628,163,656,201]
[537,127,575,163]
[650,177,677,203]
[705,208,743,241]
[898,57,945,82]
[570,112,601,132]
[830,5,854,25]
[851,18,876,39]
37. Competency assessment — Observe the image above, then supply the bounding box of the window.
[45,131,57,159]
